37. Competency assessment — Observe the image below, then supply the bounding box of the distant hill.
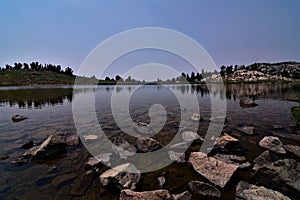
[0,70,99,86]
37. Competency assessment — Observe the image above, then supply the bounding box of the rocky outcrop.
[252,159,300,197]
[168,151,186,163]
[136,137,162,153]
[111,137,136,159]
[99,163,141,190]
[258,136,286,154]
[85,153,112,169]
[11,114,28,122]
[235,181,291,200]
[20,140,34,149]
[188,152,239,188]
[119,189,173,200]
[187,180,221,198]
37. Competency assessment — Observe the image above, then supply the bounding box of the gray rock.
[157,176,166,188]
[210,133,244,155]
[252,159,300,197]
[168,151,186,163]
[239,98,258,108]
[190,113,200,121]
[237,126,255,135]
[136,137,161,153]
[284,145,300,158]
[11,114,28,122]
[182,131,203,144]
[112,137,136,159]
[259,136,286,154]
[188,180,221,198]
[85,153,112,169]
[172,191,192,200]
[236,181,291,200]
[188,152,239,188]
[170,142,188,149]
[253,150,279,170]
[24,134,80,161]
[99,163,141,190]
[213,153,251,169]
[120,189,173,200]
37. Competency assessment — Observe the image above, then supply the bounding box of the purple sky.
[0,0,299,79]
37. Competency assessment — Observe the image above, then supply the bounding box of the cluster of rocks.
[82,131,298,200]
[11,133,80,166]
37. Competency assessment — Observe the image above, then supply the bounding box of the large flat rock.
[188,152,239,188]
[120,189,173,200]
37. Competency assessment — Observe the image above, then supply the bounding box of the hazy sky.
[0,0,299,80]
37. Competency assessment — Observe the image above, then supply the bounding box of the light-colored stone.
[136,137,161,153]
[100,163,141,190]
[188,152,239,188]
[259,136,286,154]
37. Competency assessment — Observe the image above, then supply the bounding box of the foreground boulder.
[188,152,238,188]
[253,150,279,170]
[120,189,173,200]
[187,180,221,198]
[11,114,28,122]
[258,136,286,154]
[23,134,80,161]
[136,137,162,153]
[236,181,290,200]
[252,159,300,197]
[99,163,141,190]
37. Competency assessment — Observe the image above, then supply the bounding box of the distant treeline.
[0,62,74,76]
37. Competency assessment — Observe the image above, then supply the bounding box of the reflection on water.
[0,83,299,199]
[0,83,299,109]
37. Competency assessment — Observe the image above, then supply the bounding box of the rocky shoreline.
[6,122,299,200]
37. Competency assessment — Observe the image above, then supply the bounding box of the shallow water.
[0,83,299,199]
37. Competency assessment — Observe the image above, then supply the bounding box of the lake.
[0,83,299,199]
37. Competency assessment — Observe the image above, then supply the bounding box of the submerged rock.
[136,137,161,153]
[187,180,221,198]
[239,98,258,108]
[252,159,300,197]
[51,173,77,188]
[71,170,96,196]
[11,157,28,166]
[120,189,173,200]
[236,181,291,200]
[11,114,28,122]
[23,134,80,161]
[188,152,239,188]
[0,155,9,160]
[237,126,255,135]
[99,163,141,190]
[258,136,286,154]
[157,176,166,188]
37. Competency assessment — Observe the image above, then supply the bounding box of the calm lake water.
[0,83,299,199]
